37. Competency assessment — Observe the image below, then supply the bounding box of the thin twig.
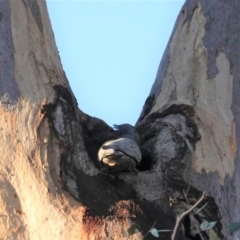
[192,216,205,240]
[185,169,193,198]
[171,192,206,240]
[183,191,205,240]
[181,149,205,239]
[195,202,208,214]
[143,221,157,239]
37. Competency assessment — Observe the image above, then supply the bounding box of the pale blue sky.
[46,1,184,126]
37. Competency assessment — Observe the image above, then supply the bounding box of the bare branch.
[171,192,206,240]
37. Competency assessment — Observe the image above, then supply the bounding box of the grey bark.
[137,1,240,239]
[0,0,239,239]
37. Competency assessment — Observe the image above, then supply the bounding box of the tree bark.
[0,0,175,239]
[0,0,239,240]
[138,1,240,239]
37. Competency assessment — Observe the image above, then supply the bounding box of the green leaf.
[200,220,209,230]
[185,139,194,152]
[135,228,140,233]
[209,229,221,240]
[150,228,159,237]
[228,222,240,234]
[207,221,217,230]
[127,223,140,236]
[200,220,217,231]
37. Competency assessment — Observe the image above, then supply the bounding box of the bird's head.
[113,124,140,146]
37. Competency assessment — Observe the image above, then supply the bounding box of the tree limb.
[171,192,206,240]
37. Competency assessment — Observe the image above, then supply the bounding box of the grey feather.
[113,124,140,146]
[98,124,141,174]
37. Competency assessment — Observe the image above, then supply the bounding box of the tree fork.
[0,0,239,239]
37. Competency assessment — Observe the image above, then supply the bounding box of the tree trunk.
[0,0,239,240]
[138,1,240,239]
[0,0,174,239]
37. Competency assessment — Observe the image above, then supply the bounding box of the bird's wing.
[98,138,141,163]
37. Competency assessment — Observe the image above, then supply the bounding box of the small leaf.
[135,228,140,233]
[200,220,209,231]
[185,139,194,152]
[228,222,240,234]
[207,221,217,230]
[209,229,221,240]
[127,224,140,236]
[200,220,217,231]
[150,228,159,237]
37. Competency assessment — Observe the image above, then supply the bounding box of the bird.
[98,124,141,175]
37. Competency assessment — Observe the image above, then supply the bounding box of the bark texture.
[0,0,176,239]
[0,0,83,239]
[1,0,239,240]
[138,1,240,239]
